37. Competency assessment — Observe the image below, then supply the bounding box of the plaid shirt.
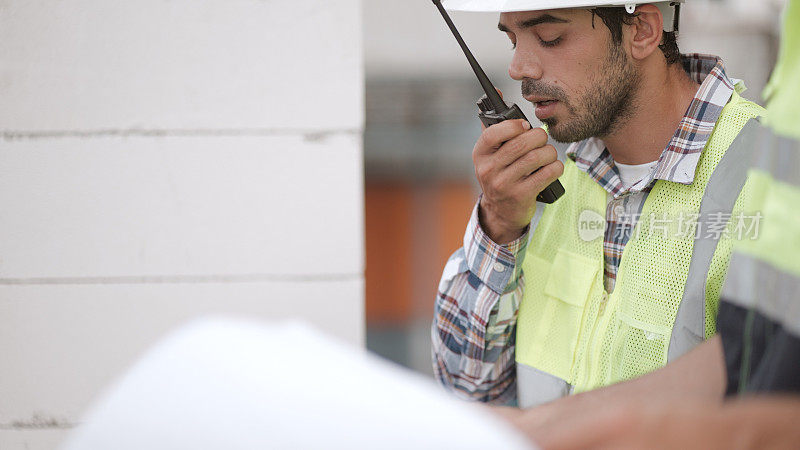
[432,54,741,404]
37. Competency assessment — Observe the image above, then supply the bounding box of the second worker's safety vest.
[515,90,765,408]
[719,0,800,395]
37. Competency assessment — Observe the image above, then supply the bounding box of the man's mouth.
[524,95,559,106]
[527,97,560,120]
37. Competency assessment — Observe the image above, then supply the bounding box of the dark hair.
[589,7,681,65]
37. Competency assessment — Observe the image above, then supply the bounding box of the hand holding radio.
[474,119,564,244]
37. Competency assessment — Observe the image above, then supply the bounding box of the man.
[504,2,800,446]
[432,0,765,407]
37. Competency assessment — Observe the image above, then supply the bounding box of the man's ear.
[627,4,664,61]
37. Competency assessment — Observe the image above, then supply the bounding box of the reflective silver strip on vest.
[517,362,571,408]
[747,126,800,185]
[668,119,763,361]
[722,252,800,336]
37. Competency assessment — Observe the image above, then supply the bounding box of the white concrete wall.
[0,1,364,448]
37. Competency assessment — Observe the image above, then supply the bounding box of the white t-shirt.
[616,160,658,190]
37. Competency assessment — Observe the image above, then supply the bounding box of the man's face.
[499,9,641,143]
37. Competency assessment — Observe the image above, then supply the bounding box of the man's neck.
[602,63,700,165]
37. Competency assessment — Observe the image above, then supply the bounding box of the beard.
[521,43,641,143]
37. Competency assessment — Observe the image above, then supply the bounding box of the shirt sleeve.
[431,200,530,405]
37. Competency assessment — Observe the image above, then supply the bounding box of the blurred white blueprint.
[61,318,534,450]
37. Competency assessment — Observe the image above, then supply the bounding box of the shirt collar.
[566,54,741,196]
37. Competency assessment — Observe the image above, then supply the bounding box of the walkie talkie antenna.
[432,0,508,113]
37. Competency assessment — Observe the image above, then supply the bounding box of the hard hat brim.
[441,0,683,13]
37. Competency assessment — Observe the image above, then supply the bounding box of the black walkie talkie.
[432,0,565,204]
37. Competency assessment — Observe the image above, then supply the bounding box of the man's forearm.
[569,334,727,403]
[529,395,800,450]
[500,335,727,437]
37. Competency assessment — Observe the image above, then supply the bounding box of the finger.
[495,128,550,167]
[520,160,564,193]
[475,119,531,156]
[503,144,559,182]
[491,145,556,190]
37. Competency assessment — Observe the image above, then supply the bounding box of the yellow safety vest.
[515,90,765,407]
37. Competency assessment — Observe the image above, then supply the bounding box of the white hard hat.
[442,1,684,32]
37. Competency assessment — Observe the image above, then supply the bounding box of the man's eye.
[539,37,562,48]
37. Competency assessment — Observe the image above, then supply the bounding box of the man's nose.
[508,44,544,81]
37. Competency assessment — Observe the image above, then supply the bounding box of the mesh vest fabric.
[516,91,765,393]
